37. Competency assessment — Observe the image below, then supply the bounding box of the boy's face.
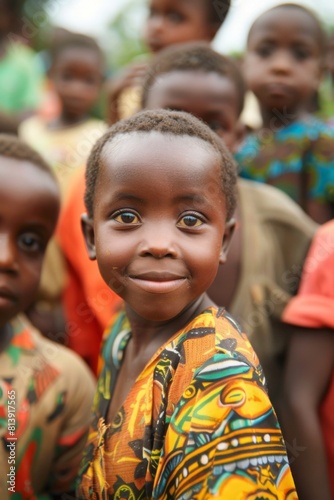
[83,132,231,323]
[144,0,216,53]
[51,47,103,120]
[244,7,322,114]
[0,158,59,328]
[145,70,242,152]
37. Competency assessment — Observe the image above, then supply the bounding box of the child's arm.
[106,62,148,125]
[45,352,96,497]
[305,199,332,225]
[280,328,334,500]
[306,129,334,224]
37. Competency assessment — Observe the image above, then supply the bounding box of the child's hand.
[106,62,149,125]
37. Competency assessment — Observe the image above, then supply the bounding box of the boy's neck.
[259,104,309,131]
[125,293,216,354]
[0,323,14,353]
[48,113,91,131]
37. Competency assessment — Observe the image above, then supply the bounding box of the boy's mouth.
[265,82,292,97]
[128,272,187,294]
[0,286,16,306]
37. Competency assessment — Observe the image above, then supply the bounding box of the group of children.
[1,0,334,498]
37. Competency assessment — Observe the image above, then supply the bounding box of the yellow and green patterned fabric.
[77,307,297,499]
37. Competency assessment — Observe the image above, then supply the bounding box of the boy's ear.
[81,213,96,260]
[219,218,236,265]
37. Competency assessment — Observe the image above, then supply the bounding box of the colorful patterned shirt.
[236,116,334,206]
[0,315,95,499]
[77,307,297,499]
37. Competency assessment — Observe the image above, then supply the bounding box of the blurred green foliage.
[106,0,149,74]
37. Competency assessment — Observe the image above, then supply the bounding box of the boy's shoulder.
[237,115,334,155]
[190,307,261,370]
[238,178,317,234]
[102,307,260,372]
[4,315,95,390]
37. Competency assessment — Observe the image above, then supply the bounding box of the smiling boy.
[77,110,297,499]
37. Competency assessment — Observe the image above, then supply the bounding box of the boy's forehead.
[151,0,204,9]
[103,130,216,157]
[0,157,60,224]
[0,157,59,199]
[54,46,103,68]
[249,6,322,42]
[100,132,220,180]
[148,70,238,106]
[97,132,224,210]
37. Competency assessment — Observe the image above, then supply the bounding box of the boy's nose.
[147,14,164,33]
[0,234,18,272]
[270,50,293,73]
[138,225,178,259]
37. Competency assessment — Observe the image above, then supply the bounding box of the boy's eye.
[61,72,73,81]
[207,120,225,132]
[256,44,274,57]
[18,233,43,253]
[177,214,204,228]
[113,211,141,225]
[292,47,310,60]
[166,11,185,23]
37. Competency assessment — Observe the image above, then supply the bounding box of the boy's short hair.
[50,31,105,67]
[141,42,246,116]
[247,3,325,52]
[0,134,56,181]
[85,109,237,221]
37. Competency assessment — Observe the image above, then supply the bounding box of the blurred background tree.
[105,0,148,75]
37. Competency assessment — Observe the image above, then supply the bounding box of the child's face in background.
[84,132,229,323]
[144,0,216,53]
[244,7,322,116]
[51,47,103,121]
[145,70,242,152]
[0,159,59,328]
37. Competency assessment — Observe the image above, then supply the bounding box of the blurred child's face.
[144,0,216,53]
[145,70,242,152]
[83,132,230,322]
[244,7,322,115]
[51,47,103,120]
[0,158,59,328]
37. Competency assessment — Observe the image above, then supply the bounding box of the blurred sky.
[51,0,334,55]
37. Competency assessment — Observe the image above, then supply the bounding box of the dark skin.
[0,157,60,351]
[49,46,104,129]
[244,6,331,224]
[24,46,104,337]
[107,0,219,124]
[281,328,334,500]
[107,296,215,422]
[82,132,235,422]
[144,69,244,309]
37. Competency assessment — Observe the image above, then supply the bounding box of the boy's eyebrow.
[110,192,217,206]
[112,192,145,204]
[22,222,52,235]
[174,193,215,206]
